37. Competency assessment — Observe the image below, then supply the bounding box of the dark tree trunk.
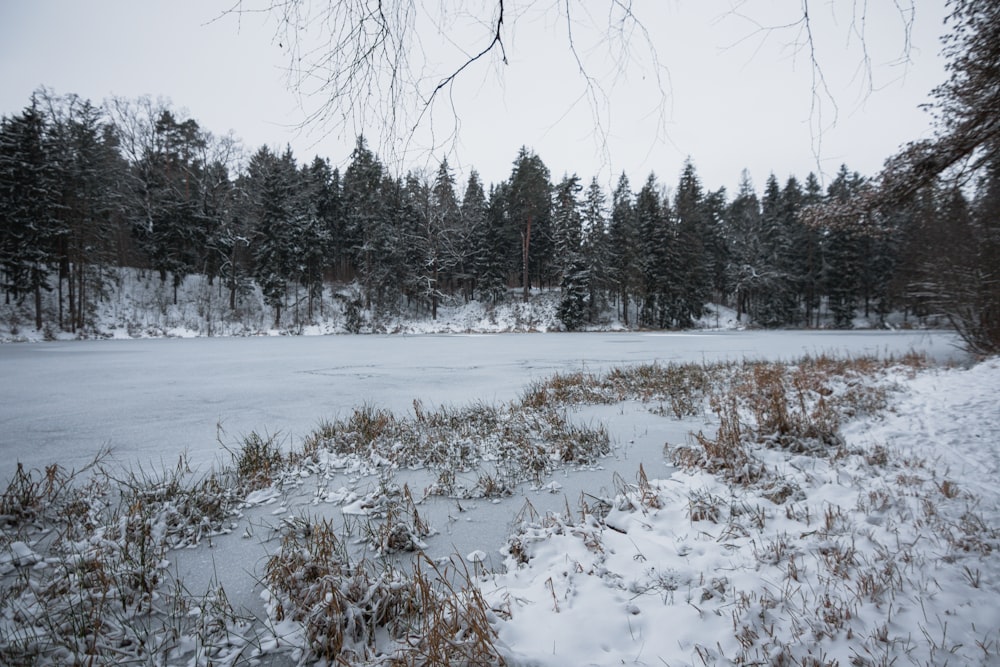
[521,215,532,302]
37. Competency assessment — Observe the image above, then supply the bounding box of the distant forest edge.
[0,90,992,341]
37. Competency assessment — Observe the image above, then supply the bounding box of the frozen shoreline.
[0,330,963,484]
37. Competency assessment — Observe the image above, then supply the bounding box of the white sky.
[0,1,949,194]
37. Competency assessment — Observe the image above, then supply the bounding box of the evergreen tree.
[799,173,825,326]
[581,177,610,323]
[753,173,798,326]
[963,157,1000,352]
[428,159,461,316]
[297,156,336,320]
[45,94,125,332]
[144,110,211,303]
[476,182,511,304]
[701,186,730,310]
[0,100,57,329]
[726,171,762,323]
[820,165,866,328]
[400,170,436,316]
[244,145,300,326]
[552,174,587,330]
[458,170,488,301]
[669,159,709,327]
[341,136,390,309]
[607,173,641,326]
[507,147,551,300]
[636,173,670,328]
[551,174,583,281]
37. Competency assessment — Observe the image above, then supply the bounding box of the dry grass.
[520,361,719,417]
[264,517,504,664]
[0,455,249,665]
[298,400,609,499]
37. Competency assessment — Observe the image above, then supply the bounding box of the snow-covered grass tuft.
[263,517,504,665]
[293,399,611,498]
[0,455,252,665]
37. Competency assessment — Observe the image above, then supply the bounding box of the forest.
[0,89,995,338]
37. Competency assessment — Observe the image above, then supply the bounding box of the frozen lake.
[0,330,963,483]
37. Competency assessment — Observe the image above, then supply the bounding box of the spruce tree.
[428,159,461,316]
[607,173,640,326]
[245,145,301,326]
[476,182,511,304]
[821,165,865,328]
[701,186,730,311]
[754,173,798,326]
[342,136,388,309]
[636,173,669,328]
[459,170,488,302]
[552,174,587,330]
[0,100,57,330]
[581,177,610,323]
[726,171,762,323]
[670,160,709,327]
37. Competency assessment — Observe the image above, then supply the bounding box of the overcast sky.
[0,1,949,194]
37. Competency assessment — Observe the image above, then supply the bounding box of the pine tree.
[45,94,124,332]
[607,173,640,326]
[507,147,552,300]
[148,110,210,303]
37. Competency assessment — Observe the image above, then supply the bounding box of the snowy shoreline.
[3,341,996,664]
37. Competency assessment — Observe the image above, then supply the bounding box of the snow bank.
[482,359,1000,665]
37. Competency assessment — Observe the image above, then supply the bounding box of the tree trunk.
[68,262,77,333]
[33,269,42,331]
[76,265,85,332]
[521,215,532,302]
[432,262,439,320]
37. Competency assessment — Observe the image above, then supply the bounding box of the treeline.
[1,90,994,333]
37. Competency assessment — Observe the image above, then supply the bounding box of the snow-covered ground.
[3,328,996,665]
[0,268,946,344]
[484,358,1000,666]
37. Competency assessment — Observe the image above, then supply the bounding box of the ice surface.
[0,330,962,483]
